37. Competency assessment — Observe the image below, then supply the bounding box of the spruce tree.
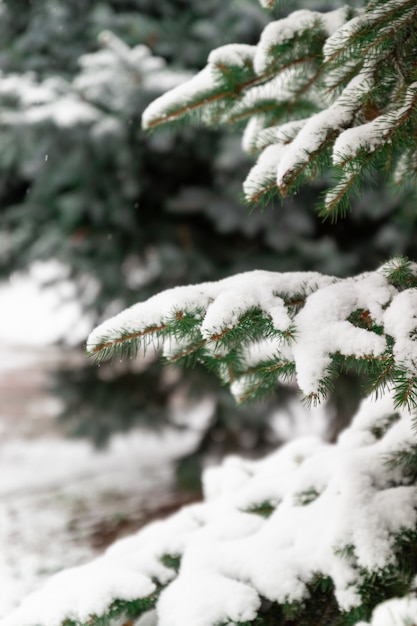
[1,0,386,481]
[3,0,417,477]
[3,1,417,625]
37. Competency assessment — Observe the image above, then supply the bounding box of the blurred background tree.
[1,0,417,489]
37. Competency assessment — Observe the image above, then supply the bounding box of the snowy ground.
[0,267,199,618]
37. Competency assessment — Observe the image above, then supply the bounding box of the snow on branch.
[254,7,351,75]
[323,82,417,217]
[142,0,417,218]
[142,44,259,129]
[3,392,417,626]
[87,257,417,407]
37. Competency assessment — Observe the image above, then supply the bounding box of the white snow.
[208,44,256,69]
[384,289,417,374]
[324,0,415,63]
[254,8,350,75]
[0,265,201,617]
[332,82,417,164]
[275,66,373,188]
[0,426,201,619]
[142,66,217,129]
[3,392,416,626]
[13,95,100,127]
[254,118,307,152]
[0,72,99,127]
[357,594,417,626]
[0,71,102,128]
[321,6,353,36]
[293,271,394,394]
[88,263,417,401]
[244,143,287,200]
[0,262,92,347]
[0,39,189,133]
[242,115,267,154]
[142,44,257,130]
[0,73,65,107]
[87,270,334,353]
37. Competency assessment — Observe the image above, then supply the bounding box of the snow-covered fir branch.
[87,257,417,408]
[142,0,417,220]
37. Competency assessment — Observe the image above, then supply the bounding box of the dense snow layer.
[87,269,335,347]
[2,391,417,626]
[254,8,350,74]
[87,263,417,400]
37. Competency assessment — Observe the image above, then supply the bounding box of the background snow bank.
[0,261,92,347]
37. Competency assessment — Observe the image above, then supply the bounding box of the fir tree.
[1,0,390,482]
[3,0,417,477]
[3,1,417,626]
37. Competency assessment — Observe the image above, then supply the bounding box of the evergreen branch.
[323,85,417,219]
[228,100,284,125]
[234,361,295,403]
[324,0,417,67]
[245,180,279,205]
[255,53,320,84]
[325,62,363,95]
[239,358,295,381]
[228,98,317,129]
[367,356,396,397]
[393,372,417,411]
[385,445,417,482]
[322,154,374,221]
[63,594,158,626]
[88,324,167,358]
[144,68,277,129]
[145,89,234,128]
[292,64,323,101]
[165,339,208,364]
[278,130,339,197]
[243,502,277,518]
[381,257,417,289]
[360,14,416,61]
